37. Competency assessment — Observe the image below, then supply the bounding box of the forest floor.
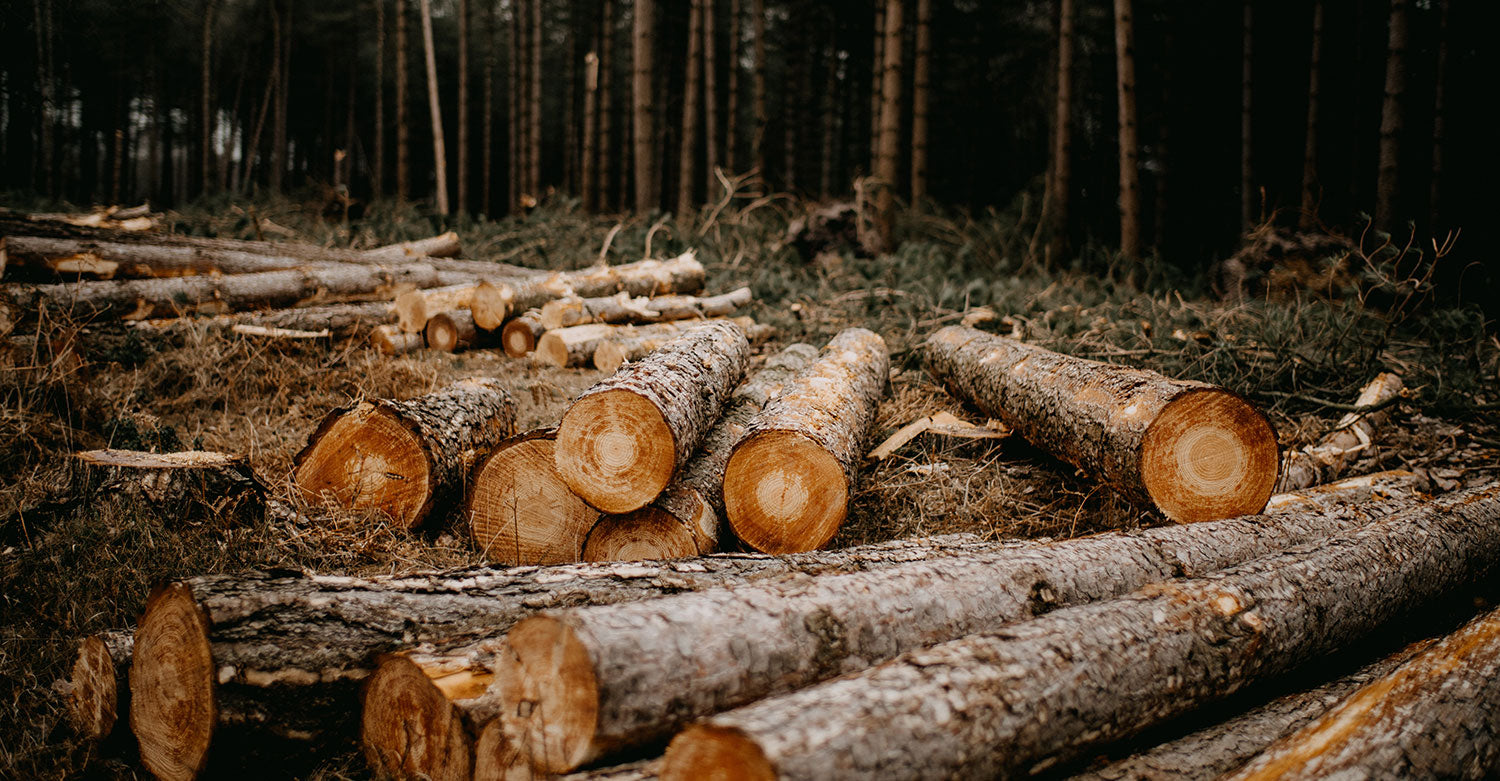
[2,193,1498,779]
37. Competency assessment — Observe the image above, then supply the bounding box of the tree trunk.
[1229,605,1500,781]
[370,323,424,355]
[271,0,292,193]
[394,283,477,332]
[419,0,450,214]
[751,0,766,178]
[724,0,738,174]
[482,3,496,214]
[1429,0,1448,227]
[464,428,597,565]
[361,231,464,262]
[724,328,887,554]
[555,320,749,513]
[425,309,485,352]
[354,533,1001,781]
[819,30,839,199]
[632,0,655,211]
[1240,0,1253,232]
[910,0,930,200]
[508,0,521,209]
[142,301,397,341]
[677,0,703,216]
[872,0,904,254]
[469,252,706,330]
[540,286,750,330]
[924,325,1279,523]
[293,378,517,530]
[869,0,884,175]
[1114,0,1140,258]
[585,342,819,561]
[1078,637,1435,781]
[590,317,772,373]
[200,0,216,197]
[457,0,469,213]
[660,484,1500,781]
[1279,372,1403,492]
[599,0,615,210]
[501,308,545,357]
[511,479,1432,774]
[1375,0,1409,231]
[528,0,542,198]
[396,0,410,199]
[1047,0,1074,263]
[373,0,385,195]
[781,18,801,193]
[1298,0,1323,230]
[703,0,718,199]
[582,52,600,210]
[65,630,135,745]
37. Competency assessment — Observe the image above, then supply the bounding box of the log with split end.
[294,378,517,529]
[724,328,889,554]
[924,325,1280,522]
[465,428,598,565]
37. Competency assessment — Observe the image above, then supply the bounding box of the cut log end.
[360,656,473,781]
[592,340,630,374]
[502,318,539,357]
[67,636,118,740]
[293,402,432,529]
[500,616,600,774]
[582,505,702,561]
[555,390,675,514]
[471,282,515,331]
[660,724,776,781]
[473,719,530,781]
[425,314,463,353]
[1141,389,1280,523]
[723,430,848,554]
[130,583,216,781]
[468,435,597,565]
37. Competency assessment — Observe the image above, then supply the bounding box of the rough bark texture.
[501,308,545,357]
[1375,0,1409,230]
[1279,372,1403,492]
[870,0,903,254]
[586,343,819,560]
[352,534,999,781]
[924,325,1279,522]
[293,378,517,529]
[592,318,772,374]
[1228,605,1500,780]
[425,309,483,353]
[676,0,703,216]
[371,323,425,355]
[65,629,135,743]
[159,301,396,340]
[556,320,750,513]
[1078,638,1434,781]
[465,428,597,566]
[910,0,931,199]
[1114,0,1141,258]
[724,328,888,553]
[631,0,655,211]
[507,481,1425,773]
[661,483,1500,781]
[541,286,751,330]
[470,253,705,331]
[419,0,450,214]
[1047,0,1074,262]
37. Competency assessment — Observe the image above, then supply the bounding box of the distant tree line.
[0,0,1491,262]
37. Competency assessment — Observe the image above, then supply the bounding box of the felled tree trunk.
[539,286,752,330]
[555,321,749,513]
[71,449,266,525]
[584,343,821,561]
[1228,606,1500,781]
[293,378,517,529]
[464,429,598,565]
[371,324,425,356]
[500,309,545,357]
[535,323,622,368]
[724,328,888,553]
[65,630,135,745]
[659,483,1500,781]
[136,301,396,342]
[469,253,705,331]
[425,309,486,353]
[1279,372,1404,492]
[362,231,462,263]
[592,318,773,374]
[395,283,478,333]
[924,325,1280,522]
[502,480,1427,773]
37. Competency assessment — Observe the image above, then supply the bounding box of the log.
[539,286,753,330]
[924,325,1280,522]
[371,323,425,356]
[723,328,889,553]
[395,283,478,333]
[1,262,441,324]
[1279,372,1405,492]
[1077,638,1436,781]
[362,231,463,262]
[71,449,266,525]
[353,534,1007,781]
[592,319,775,374]
[555,320,749,513]
[293,378,517,529]
[425,309,487,353]
[465,428,598,565]
[500,477,1427,773]
[583,343,822,561]
[658,482,1500,781]
[65,630,135,744]
[536,317,760,369]
[501,309,546,357]
[1227,605,1500,780]
[469,253,706,330]
[535,323,622,369]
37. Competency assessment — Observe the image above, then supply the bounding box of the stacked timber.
[924,325,1281,522]
[469,253,706,330]
[464,428,599,565]
[536,316,768,369]
[500,309,546,357]
[293,378,516,529]
[425,309,487,353]
[539,286,752,330]
[370,323,425,356]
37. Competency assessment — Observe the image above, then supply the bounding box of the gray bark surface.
[665,483,1500,781]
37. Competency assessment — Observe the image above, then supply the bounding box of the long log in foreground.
[465,428,598,565]
[924,325,1280,522]
[540,286,752,330]
[724,328,889,553]
[293,378,517,529]
[499,474,1426,773]
[584,343,822,561]
[1227,605,1500,780]
[555,321,749,513]
[660,483,1500,781]
[1279,372,1405,492]
[470,253,706,330]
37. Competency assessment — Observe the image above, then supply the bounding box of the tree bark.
[585,343,819,561]
[1298,0,1323,230]
[870,0,903,254]
[1047,0,1074,263]
[361,231,464,262]
[1228,605,1500,781]
[293,378,517,530]
[464,428,597,565]
[373,0,386,195]
[555,320,749,513]
[724,328,887,553]
[528,0,543,199]
[482,2,496,214]
[591,316,770,374]
[469,252,706,330]
[724,0,738,174]
[540,286,751,330]
[677,0,704,216]
[425,309,486,353]
[582,52,600,211]
[660,484,1500,781]
[751,0,766,178]
[419,0,450,214]
[69,449,266,524]
[1279,372,1404,492]
[396,0,410,199]
[271,0,292,193]
[1375,0,1409,231]
[869,0,884,175]
[910,0,930,200]
[508,0,521,209]
[509,479,1430,773]
[1240,0,1254,232]
[159,301,396,340]
[632,0,655,211]
[200,0,216,197]
[501,308,545,357]
[924,325,1280,522]
[703,0,718,199]
[457,0,469,213]
[1114,0,1140,258]
[599,0,616,210]
[65,630,135,744]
